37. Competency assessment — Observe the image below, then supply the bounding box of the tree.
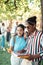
[0,0,41,21]
[5,0,9,4]
[41,0,43,32]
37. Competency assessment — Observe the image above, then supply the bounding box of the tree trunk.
[41,0,43,32]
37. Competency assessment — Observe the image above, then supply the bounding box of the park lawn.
[0,42,11,65]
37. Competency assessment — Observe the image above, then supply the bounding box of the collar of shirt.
[28,30,37,39]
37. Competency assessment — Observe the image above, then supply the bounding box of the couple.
[7,16,43,65]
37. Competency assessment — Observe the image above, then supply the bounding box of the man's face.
[25,22,35,35]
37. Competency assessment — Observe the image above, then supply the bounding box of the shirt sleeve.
[10,37,14,47]
[40,34,43,51]
[24,39,28,50]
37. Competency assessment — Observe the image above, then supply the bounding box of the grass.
[0,42,11,65]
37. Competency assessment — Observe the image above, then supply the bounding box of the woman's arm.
[7,37,14,54]
[7,46,13,54]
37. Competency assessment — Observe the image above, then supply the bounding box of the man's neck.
[29,29,36,36]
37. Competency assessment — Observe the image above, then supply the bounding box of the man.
[19,16,43,65]
[1,23,6,51]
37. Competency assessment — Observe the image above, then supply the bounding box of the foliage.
[0,0,41,21]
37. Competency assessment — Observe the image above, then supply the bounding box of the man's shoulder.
[36,30,42,34]
[36,30,43,40]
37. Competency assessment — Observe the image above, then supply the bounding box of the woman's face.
[17,27,24,37]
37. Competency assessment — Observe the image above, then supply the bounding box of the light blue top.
[10,36,27,52]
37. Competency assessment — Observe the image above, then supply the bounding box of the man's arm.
[18,54,30,59]
[18,53,40,60]
[29,54,40,60]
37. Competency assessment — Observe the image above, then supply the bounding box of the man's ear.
[33,24,36,28]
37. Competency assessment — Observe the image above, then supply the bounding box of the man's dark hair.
[26,16,37,25]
